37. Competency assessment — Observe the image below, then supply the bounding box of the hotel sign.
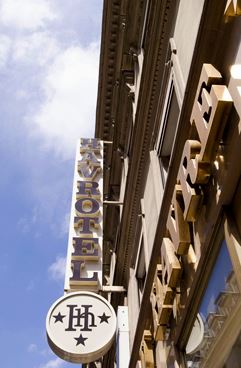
[46,292,117,364]
[65,138,103,292]
[46,138,117,364]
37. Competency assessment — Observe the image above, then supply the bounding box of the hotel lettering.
[150,64,233,341]
[65,138,103,292]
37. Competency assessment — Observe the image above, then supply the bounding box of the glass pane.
[199,240,233,320]
[186,239,241,367]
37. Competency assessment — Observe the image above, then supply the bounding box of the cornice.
[114,0,176,288]
[95,0,147,142]
[95,0,122,141]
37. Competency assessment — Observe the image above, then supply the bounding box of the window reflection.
[186,240,241,367]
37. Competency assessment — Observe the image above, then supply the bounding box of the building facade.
[95,0,241,367]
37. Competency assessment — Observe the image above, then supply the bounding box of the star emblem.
[98,312,111,324]
[52,312,66,323]
[74,333,88,346]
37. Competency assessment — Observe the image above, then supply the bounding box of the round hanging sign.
[46,291,117,364]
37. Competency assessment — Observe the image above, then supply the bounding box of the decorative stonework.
[121,0,174,285]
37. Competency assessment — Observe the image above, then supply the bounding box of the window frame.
[182,210,241,368]
[156,76,181,187]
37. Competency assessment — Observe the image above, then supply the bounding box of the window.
[157,81,180,186]
[185,214,241,368]
[135,236,147,304]
[186,240,236,367]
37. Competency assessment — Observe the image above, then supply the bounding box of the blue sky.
[0,1,103,367]
[199,239,233,320]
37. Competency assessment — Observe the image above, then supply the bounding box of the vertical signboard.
[64,138,103,292]
[46,138,117,364]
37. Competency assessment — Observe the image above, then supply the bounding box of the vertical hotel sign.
[65,138,103,292]
[46,139,117,364]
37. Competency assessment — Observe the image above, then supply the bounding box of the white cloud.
[17,217,31,234]
[13,32,59,66]
[26,280,35,291]
[0,34,11,67]
[27,342,52,358]
[0,0,58,30]
[16,89,31,100]
[48,256,66,281]
[30,43,99,159]
[49,211,70,239]
[60,212,70,236]
[28,343,37,353]
[207,294,216,315]
[17,207,39,235]
[38,357,64,368]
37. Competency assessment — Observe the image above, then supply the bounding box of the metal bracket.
[101,286,126,293]
[103,201,123,205]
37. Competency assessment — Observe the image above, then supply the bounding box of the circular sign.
[46,291,117,364]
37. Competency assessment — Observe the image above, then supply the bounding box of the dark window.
[157,83,180,185]
[136,237,146,303]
